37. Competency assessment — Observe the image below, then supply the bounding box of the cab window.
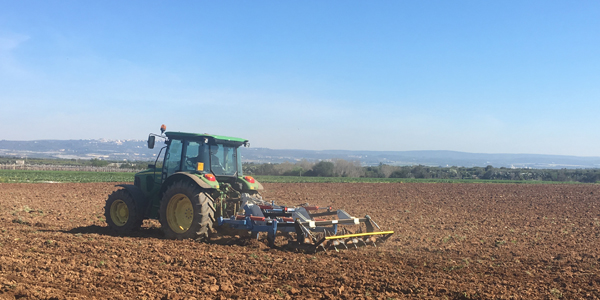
[164,139,183,177]
[183,141,208,172]
[210,144,238,176]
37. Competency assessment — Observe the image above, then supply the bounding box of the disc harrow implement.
[217,194,394,252]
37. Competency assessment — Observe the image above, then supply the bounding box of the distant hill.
[1,139,599,169]
[241,148,600,169]
[0,139,157,161]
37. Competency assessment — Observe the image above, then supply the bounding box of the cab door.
[162,139,183,182]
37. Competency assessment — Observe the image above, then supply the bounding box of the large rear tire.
[159,181,215,240]
[105,189,143,233]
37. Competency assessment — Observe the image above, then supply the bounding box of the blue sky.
[1,1,599,156]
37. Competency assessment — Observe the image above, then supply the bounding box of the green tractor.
[105,125,393,251]
[104,125,262,241]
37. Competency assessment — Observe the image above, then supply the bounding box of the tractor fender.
[115,184,150,213]
[160,172,215,194]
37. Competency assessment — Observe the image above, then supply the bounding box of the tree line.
[243,160,600,183]
[2,156,599,183]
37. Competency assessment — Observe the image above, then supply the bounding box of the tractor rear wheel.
[105,189,143,233]
[159,181,215,240]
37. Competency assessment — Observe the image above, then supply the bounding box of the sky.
[1,1,599,156]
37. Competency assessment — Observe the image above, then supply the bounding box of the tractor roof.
[165,131,248,144]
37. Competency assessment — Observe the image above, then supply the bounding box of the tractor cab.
[158,131,245,180]
[145,130,261,192]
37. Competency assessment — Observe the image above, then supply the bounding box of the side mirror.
[148,135,156,149]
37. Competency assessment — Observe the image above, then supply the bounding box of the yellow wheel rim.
[166,193,194,234]
[110,200,129,226]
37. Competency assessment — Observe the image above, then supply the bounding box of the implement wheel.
[105,189,143,233]
[159,181,215,240]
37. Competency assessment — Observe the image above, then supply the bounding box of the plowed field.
[1,182,600,299]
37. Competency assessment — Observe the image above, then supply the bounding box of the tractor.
[104,125,393,251]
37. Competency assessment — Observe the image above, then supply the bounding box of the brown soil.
[1,182,600,299]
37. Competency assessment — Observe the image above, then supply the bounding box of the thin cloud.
[0,33,30,77]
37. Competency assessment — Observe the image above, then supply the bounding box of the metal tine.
[369,217,382,230]
[320,231,332,252]
[319,242,327,252]
[359,238,368,247]
[306,229,319,245]
[342,227,350,235]
[367,236,378,247]
[340,240,348,250]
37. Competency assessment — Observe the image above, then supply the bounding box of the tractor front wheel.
[159,181,215,241]
[105,189,143,233]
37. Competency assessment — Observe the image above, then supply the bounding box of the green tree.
[90,158,109,167]
[411,165,430,179]
[481,165,494,179]
[283,167,305,176]
[389,168,411,178]
[307,161,334,177]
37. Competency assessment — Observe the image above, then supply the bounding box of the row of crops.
[0,170,134,183]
